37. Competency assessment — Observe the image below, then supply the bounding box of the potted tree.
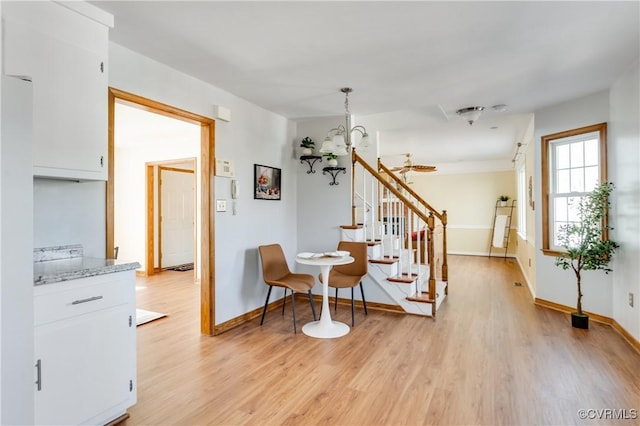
[323,152,338,167]
[300,137,315,156]
[554,182,619,329]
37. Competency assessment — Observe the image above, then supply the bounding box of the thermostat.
[215,158,235,177]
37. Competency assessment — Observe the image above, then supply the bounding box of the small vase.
[327,158,338,167]
[301,147,313,156]
[499,201,507,207]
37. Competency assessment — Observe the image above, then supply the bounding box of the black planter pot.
[571,312,589,329]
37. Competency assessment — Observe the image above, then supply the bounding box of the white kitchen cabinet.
[2,1,113,181]
[34,271,136,426]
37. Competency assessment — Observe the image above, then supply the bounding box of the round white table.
[296,254,354,338]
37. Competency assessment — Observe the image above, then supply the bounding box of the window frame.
[541,122,607,256]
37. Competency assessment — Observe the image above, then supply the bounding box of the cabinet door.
[32,35,108,180]
[34,305,133,425]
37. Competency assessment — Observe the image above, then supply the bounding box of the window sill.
[541,248,566,257]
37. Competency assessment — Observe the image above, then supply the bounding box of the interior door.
[160,167,195,268]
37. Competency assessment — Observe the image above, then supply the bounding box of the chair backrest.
[258,244,291,284]
[334,241,368,277]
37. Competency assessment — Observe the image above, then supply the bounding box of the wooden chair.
[319,241,368,326]
[258,244,317,333]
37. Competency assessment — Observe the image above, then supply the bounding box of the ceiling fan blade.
[412,165,437,172]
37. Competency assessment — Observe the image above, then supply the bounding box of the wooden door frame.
[107,87,215,335]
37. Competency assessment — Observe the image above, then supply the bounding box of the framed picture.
[254,164,281,200]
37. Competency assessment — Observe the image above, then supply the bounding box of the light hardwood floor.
[127,256,640,425]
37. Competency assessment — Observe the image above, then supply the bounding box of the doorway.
[107,88,216,335]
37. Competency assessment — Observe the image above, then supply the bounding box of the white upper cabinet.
[2,1,113,181]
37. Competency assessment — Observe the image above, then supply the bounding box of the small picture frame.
[254,164,281,200]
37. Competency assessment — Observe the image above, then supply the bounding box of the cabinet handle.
[35,359,42,391]
[100,156,104,167]
[71,295,103,305]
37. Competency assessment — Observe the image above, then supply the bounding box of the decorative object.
[254,164,281,200]
[456,106,485,126]
[498,195,509,206]
[322,166,346,185]
[528,176,535,210]
[319,87,369,156]
[554,182,618,329]
[300,136,315,156]
[300,155,322,174]
[322,152,338,167]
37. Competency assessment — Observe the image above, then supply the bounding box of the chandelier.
[319,88,370,156]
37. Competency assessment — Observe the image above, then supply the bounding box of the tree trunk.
[576,271,583,315]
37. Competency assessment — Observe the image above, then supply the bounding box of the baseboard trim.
[213,293,404,335]
[535,297,640,354]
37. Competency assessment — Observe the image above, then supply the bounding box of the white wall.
[515,117,537,297]
[108,43,300,324]
[34,179,106,257]
[609,60,640,341]
[534,90,613,316]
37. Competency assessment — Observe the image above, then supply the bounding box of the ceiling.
[93,1,640,170]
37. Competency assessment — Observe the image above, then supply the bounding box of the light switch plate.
[216,199,227,212]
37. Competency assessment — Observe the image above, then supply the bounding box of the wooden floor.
[126,256,640,425]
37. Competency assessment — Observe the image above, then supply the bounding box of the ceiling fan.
[389,153,437,175]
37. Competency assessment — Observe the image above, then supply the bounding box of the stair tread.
[340,225,362,229]
[407,291,435,303]
[369,258,397,265]
[387,276,416,284]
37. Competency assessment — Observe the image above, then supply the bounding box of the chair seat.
[268,273,315,292]
[319,270,362,289]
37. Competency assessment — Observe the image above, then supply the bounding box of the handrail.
[378,160,446,224]
[352,150,449,285]
[352,150,430,226]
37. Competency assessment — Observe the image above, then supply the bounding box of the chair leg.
[260,286,273,326]
[351,287,355,327]
[334,287,338,311]
[360,282,368,315]
[308,290,317,321]
[282,288,288,316]
[291,290,297,334]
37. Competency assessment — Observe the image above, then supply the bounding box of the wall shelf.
[300,155,322,174]
[322,167,346,185]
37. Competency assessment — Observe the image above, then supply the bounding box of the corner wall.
[609,59,640,341]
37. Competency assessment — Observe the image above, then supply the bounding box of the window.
[541,123,607,255]
[517,163,526,238]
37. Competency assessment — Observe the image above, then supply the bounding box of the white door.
[160,168,195,268]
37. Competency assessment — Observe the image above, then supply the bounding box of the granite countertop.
[34,244,141,286]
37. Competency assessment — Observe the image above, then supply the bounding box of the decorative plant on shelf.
[300,137,315,156]
[554,181,619,329]
[498,195,509,206]
[322,152,339,167]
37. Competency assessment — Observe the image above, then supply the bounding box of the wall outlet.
[629,293,634,308]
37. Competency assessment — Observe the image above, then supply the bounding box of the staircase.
[339,150,449,318]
